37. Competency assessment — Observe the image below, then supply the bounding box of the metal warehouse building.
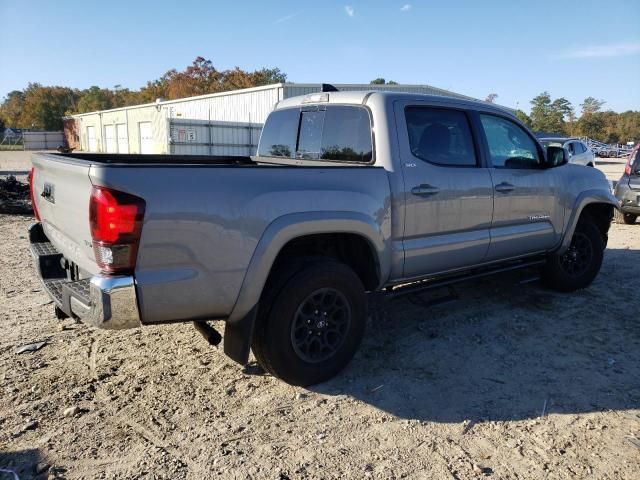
[66,83,479,156]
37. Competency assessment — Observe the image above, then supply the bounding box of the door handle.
[495,182,514,193]
[411,184,440,197]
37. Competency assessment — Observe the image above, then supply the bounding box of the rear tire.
[252,260,366,386]
[543,218,604,292]
[614,209,637,225]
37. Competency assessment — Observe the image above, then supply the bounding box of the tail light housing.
[28,167,41,221]
[625,146,639,176]
[89,186,145,274]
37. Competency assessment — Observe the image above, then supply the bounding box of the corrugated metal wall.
[71,83,481,155]
[72,85,283,154]
[23,131,64,150]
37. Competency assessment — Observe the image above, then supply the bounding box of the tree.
[370,78,398,85]
[485,93,498,103]
[515,109,532,128]
[576,112,605,140]
[17,84,79,130]
[76,86,114,113]
[139,57,288,101]
[0,90,26,128]
[529,92,574,134]
[580,97,605,115]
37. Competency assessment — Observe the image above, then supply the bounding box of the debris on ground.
[14,341,47,354]
[0,175,32,215]
[62,406,83,418]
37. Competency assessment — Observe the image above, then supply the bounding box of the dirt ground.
[1,151,639,479]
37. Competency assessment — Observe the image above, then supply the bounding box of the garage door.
[87,126,97,152]
[139,122,153,154]
[105,125,117,153]
[117,124,129,154]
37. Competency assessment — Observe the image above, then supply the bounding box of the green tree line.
[514,92,640,144]
[0,57,286,131]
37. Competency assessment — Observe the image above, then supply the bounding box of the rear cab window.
[258,105,373,163]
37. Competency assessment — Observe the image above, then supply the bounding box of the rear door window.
[404,107,477,166]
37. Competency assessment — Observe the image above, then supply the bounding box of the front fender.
[223,211,390,364]
[558,188,618,254]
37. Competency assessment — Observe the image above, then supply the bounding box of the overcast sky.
[1,0,639,113]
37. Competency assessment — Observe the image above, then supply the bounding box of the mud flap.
[223,305,258,365]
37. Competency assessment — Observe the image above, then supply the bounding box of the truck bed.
[49,153,254,165]
[30,151,391,326]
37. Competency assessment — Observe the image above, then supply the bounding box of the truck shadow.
[0,448,44,480]
[313,247,640,423]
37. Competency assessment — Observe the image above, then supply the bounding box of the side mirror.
[545,146,567,168]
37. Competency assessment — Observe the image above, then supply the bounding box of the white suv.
[540,137,596,167]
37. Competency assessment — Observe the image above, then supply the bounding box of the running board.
[384,257,546,300]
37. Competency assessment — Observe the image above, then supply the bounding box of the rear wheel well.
[269,233,380,291]
[579,203,614,241]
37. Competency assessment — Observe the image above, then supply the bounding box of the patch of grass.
[0,144,25,151]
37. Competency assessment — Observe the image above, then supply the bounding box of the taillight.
[625,156,632,175]
[28,167,41,221]
[89,186,145,274]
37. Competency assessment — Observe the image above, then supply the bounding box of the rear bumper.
[29,223,141,329]
[615,180,640,214]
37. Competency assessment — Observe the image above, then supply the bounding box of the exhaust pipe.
[193,321,222,346]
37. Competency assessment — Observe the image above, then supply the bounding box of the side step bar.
[384,257,546,300]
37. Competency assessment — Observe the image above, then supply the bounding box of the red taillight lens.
[625,156,632,175]
[28,167,40,221]
[89,186,145,274]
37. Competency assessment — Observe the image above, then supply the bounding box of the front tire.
[614,209,637,225]
[252,260,366,386]
[543,218,604,292]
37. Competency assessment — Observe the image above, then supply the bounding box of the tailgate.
[31,153,98,275]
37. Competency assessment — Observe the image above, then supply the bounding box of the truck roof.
[276,90,516,117]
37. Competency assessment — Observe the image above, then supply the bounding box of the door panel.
[395,102,494,278]
[116,124,129,153]
[104,125,117,153]
[86,126,97,152]
[487,168,564,259]
[479,114,564,260]
[139,122,153,154]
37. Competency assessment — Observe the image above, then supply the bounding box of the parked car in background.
[539,137,596,167]
[614,144,640,224]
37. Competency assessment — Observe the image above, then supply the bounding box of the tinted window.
[297,110,325,159]
[258,108,299,158]
[480,114,541,169]
[321,106,372,162]
[405,107,476,166]
[260,105,372,163]
[567,142,575,154]
[576,142,586,154]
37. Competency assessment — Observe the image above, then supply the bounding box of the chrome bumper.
[29,222,141,329]
[85,275,141,329]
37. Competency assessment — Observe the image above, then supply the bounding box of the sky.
[1,0,639,113]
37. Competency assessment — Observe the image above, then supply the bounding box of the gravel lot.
[1,151,639,479]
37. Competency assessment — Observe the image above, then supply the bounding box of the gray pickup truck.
[29,91,617,385]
